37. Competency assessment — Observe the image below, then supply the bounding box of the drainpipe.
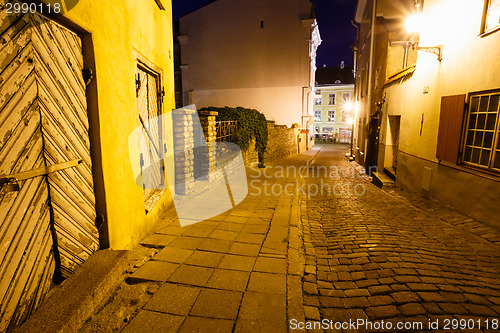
[367,0,377,115]
[350,20,360,159]
[364,0,378,171]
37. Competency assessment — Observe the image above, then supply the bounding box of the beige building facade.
[314,84,355,143]
[353,0,500,227]
[179,0,321,130]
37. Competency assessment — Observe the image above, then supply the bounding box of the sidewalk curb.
[15,250,129,333]
[286,148,321,327]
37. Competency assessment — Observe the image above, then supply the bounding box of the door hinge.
[158,87,165,98]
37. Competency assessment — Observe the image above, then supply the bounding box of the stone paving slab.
[77,151,319,332]
[121,310,184,333]
[80,145,500,332]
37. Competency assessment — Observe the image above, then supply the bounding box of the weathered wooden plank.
[31,17,86,110]
[0,177,51,332]
[0,98,40,176]
[35,47,90,149]
[6,208,53,331]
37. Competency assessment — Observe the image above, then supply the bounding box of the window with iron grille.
[462,92,500,172]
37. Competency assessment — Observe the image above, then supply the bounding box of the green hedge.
[199,106,268,166]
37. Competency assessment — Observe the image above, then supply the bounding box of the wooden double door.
[0,9,98,331]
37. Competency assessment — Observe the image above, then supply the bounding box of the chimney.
[340,61,345,69]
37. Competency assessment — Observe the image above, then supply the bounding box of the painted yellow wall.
[375,0,500,226]
[61,0,176,249]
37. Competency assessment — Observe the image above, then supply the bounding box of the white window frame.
[328,94,336,105]
[461,91,500,172]
[483,0,500,33]
[343,92,351,102]
[315,110,322,122]
[327,110,336,122]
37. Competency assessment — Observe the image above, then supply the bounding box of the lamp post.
[389,8,444,65]
[344,101,355,160]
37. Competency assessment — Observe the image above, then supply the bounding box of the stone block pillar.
[173,109,195,195]
[196,111,218,181]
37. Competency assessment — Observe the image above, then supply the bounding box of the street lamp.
[405,14,443,61]
[389,11,443,65]
[343,101,355,160]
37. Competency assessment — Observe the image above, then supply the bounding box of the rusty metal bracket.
[0,159,82,183]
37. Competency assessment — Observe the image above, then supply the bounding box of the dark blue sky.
[172,0,357,67]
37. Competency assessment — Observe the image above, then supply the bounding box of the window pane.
[494,151,500,169]
[477,114,487,129]
[479,96,489,112]
[464,146,473,162]
[468,114,477,129]
[474,131,484,146]
[486,114,497,130]
[484,131,494,148]
[486,0,500,31]
[466,131,474,145]
[480,149,491,166]
[489,94,499,112]
[472,148,481,164]
[470,97,480,113]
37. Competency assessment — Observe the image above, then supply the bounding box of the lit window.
[315,110,322,122]
[462,92,500,172]
[328,94,336,105]
[342,111,351,123]
[485,0,500,32]
[315,96,322,105]
[343,92,351,102]
[328,110,336,122]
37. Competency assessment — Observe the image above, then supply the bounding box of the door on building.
[0,10,98,331]
[386,115,401,174]
[134,60,165,208]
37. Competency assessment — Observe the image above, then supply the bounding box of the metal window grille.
[216,120,238,142]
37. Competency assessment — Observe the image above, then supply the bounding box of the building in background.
[178,0,321,135]
[352,0,500,226]
[314,65,355,142]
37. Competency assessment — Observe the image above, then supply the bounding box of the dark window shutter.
[436,94,466,163]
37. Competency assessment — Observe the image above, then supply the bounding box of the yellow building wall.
[380,0,500,226]
[61,0,176,249]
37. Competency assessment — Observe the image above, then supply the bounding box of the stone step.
[371,171,395,188]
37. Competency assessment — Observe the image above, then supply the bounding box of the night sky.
[171,0,358,67]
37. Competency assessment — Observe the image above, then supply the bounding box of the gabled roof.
[315,67,355,85]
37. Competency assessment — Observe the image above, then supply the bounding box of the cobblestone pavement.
[80,145,499,333]
[299,145,500,332]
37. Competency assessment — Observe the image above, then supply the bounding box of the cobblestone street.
[299,145,500,332]
[81,144,500,332]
